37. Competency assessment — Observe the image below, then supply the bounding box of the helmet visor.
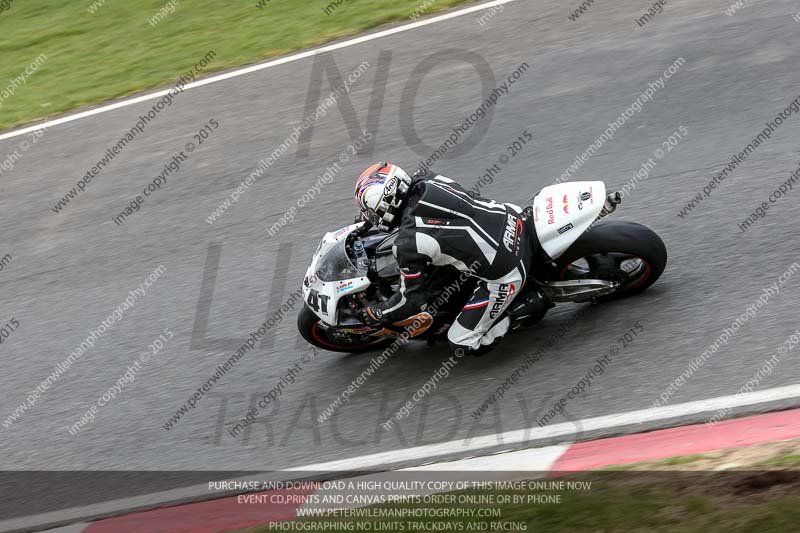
[362,207,384,227]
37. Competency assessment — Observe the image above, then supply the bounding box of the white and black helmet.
[354,162,412,230]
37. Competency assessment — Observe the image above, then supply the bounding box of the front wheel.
[297,306,393,353]
[548,220,667,302]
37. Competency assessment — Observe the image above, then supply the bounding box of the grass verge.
[226,438,800,532]
[0,0,476,131]
[228,475,800,533]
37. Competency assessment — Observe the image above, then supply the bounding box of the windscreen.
[315,239,359,281]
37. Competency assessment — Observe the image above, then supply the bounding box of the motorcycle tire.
[297,305,394,353]
[549,220,667,302]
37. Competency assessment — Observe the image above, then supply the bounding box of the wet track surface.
[2,0,800,509]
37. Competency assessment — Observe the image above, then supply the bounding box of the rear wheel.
[548,220,667,302]
[297,306,393,353]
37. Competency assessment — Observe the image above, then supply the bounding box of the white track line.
[41,523,89,533]
[405,444,570,471]
[0,0,517,143]
[4,384,799,533]
[290,383,800,471]
[297,446,570,514]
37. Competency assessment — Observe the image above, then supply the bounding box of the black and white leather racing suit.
[367,169,537,353]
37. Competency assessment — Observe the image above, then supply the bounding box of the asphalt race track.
[3,0,800,519]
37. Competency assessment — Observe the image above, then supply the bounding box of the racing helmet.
[354,162,412,231]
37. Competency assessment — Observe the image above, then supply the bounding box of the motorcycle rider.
[354,162,538,356]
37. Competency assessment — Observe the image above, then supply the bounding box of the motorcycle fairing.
[532,181,606,259]
[303,223,371,325]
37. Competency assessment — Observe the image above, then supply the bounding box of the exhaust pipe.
[596,191,622,220]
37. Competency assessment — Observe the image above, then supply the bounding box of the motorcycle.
[297,181,667,353]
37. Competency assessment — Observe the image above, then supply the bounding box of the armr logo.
[503,214,523,253]
[490,283,516,319]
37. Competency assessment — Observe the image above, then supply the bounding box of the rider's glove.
[359,303,384,326]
